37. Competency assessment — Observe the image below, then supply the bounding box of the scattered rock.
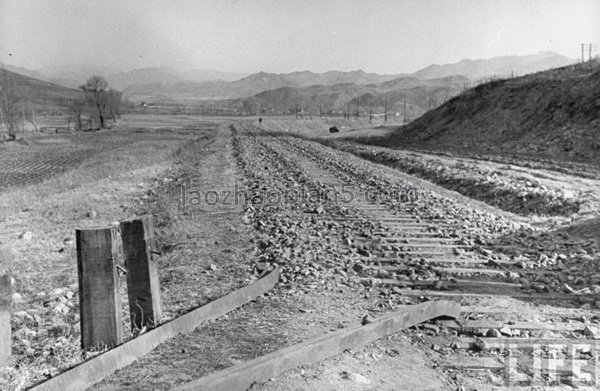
[341,372,371,385]
[12,292,23,304]
[583,325,600,339]
[486,329,502,338]
[361,314,375,325]
[18,231,33,241]
[499,326,512,337]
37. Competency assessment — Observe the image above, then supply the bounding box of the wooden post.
[0,246,11,366]
[76,228,123,350]
[120,216,162,330]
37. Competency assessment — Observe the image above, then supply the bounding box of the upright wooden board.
[172,300,460,391]
[120,216,163,329]
[0,246,11,366]
[76,228,123,350]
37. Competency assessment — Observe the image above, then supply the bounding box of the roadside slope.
[377,61,600,164]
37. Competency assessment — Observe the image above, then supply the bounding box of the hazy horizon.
[1,0,598,75]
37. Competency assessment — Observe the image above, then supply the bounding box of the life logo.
[503,341,599,386]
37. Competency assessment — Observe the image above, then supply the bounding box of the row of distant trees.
[0,75,123,140]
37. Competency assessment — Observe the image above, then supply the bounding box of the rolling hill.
[379,60,600,163]
[217,75,470,117]
[0,67,84,111]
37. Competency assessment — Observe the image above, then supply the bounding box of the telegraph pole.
[403,96,407,123]
[355,97,359,119]
[295,103,298,119]
[369,96,373,124]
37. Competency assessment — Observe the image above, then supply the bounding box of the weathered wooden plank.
[443,356,504,370]
[379,237,462,243]
[450,337,598,350]
[29,269,280,391]
[440,319,588,332]
[375,257,508,265]
[120,216,163,329]
[392,288,592,301]
[0,246,11,366]
[365,265,509,276]
[369,278,523,289]
[461,306,592,317]
[76,228,123,350]
[171,300,461,391]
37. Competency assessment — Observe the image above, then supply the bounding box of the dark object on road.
[258,117,263,124]
[329,126,339,133]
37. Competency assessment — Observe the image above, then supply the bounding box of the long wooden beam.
[171,300,460,391]
[29,268,280,391]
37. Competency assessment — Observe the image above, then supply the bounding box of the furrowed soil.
[3,116,600,391]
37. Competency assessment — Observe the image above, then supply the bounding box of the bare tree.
[65,98,86,131]
[79,76,123,129]
[80,75,109,128]
[0,84,24,140]
[24,102,39,132]
[105,89,123,121]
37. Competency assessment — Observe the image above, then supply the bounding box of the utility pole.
[369,96,373,124]
[295,103,298,119]
[581,43,595,62]
[384,98,387,123]
[355,97,359,119]
[300,99,304,119]
[403,96,407,123]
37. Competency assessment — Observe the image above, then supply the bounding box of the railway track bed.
[21,120,600,390]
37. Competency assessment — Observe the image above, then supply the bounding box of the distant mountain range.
[0,51,578,118]
[120,51,576,103]
[122,69,405,102]
[412,51,576,80]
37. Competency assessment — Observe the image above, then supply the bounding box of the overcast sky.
[1,0,598,74]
